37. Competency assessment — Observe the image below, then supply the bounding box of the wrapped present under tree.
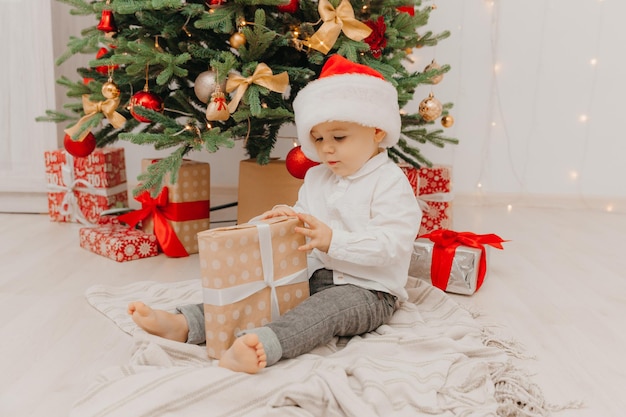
[408,229,506,295]
[198,216,309,359]
[119,159,210,257]
[399,164,453,236]
[79,217,159,262]
[44,148,128,224]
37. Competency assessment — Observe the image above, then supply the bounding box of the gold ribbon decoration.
[225,63,289,113]
[64,94,127,141]
[303,0,373,54]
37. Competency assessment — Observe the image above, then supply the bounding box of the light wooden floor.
[1,198,625,417]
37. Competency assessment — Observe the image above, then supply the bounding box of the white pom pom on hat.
[293,55,401,162]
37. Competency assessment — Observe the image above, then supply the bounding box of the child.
[128,54,422,374]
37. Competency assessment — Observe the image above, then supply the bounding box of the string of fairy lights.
[459,0,620,213]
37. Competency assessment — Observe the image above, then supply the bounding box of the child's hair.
[293,54,400,162]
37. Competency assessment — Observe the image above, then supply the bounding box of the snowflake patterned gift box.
[79,219,159,262]
[407,230,506,295]
[44,148,128,224]
[398,164,453,237]
[197,216,309,360]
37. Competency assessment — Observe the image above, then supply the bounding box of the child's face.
[309,121,386,177]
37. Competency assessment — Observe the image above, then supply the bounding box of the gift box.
[197,216,309,359]
[407,230,505,295]
[237,159,303,224]
[120,159,210,257]
[79,218,159,262]
[44,148,128,224]
[399,164,453,236]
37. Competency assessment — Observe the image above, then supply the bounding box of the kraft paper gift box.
[197,216,309,359]
[237,159,303,224]
[44,148,128,224]
[120,159,210,257]
[398,164,453,236]
[79,218,159,262]
[407,230,506,295]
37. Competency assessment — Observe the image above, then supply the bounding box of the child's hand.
[294,213,332,253]
[260,205,297,219]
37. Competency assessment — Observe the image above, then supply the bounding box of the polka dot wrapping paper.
[197,216,309,359]
[140,159,211,255]
[398,164,453,237]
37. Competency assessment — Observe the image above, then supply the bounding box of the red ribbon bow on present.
[421,229,507,292]
[118,187,209,257]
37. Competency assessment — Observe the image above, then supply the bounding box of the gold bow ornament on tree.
[303,0,373,54]
[64,81,127,141]
[225,63,290,114]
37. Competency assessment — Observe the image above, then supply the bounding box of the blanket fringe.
[481,328,535,360]
[473,311,584,416]
[490,361,584,417]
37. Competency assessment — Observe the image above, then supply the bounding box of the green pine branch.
[40,0,458,191]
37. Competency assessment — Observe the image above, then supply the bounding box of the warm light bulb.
[507,204,513,213]
[569,170,579,180]
[606,204,614,212]
[491,121,497,127]
[590,58,598,66]
[579,114,588,123]
[477,182,483,189]
[494,63,501,73]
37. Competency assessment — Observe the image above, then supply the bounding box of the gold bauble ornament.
[424,59,444,85]
[418,92,443,122]
[441,115,455,128]
[229,32,246,48]
[101,79,120,99]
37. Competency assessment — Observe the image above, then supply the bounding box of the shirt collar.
[344,150,389,180]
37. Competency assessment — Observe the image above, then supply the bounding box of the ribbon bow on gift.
[46,151,127,225]
[421,229,507,292]
[225,63,289,114]
[303,0,373,54]
[118,188,196,258]
[64,94,126,141]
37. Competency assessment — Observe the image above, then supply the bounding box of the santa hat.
[293,55,401,162]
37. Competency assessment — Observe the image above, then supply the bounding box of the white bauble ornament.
[194,70,223,103]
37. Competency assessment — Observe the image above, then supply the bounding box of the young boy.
[128,54,422,374]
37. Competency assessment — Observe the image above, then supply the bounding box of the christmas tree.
[39,0,457,195]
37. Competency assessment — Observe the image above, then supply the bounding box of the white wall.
[0,0,58,212]
[49,0,626,211]
[412,0,625,210]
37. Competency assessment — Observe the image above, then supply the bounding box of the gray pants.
[178,268,397,366]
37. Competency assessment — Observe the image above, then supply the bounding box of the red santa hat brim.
[293,55,401,162]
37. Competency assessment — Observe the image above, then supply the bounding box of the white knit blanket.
[78,277,550,417]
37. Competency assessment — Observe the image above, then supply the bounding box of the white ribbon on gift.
[202,221,308,321]
[417,191,455,214]
[47,151,127,225]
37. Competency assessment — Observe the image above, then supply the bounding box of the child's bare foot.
[127,301,189,343]
[218,333,267,374]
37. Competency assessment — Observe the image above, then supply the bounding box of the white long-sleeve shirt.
[292,151,421,301]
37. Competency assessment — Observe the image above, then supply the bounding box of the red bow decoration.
[118,187,209,257]
[214,96,227,111]
[421,229,507,292]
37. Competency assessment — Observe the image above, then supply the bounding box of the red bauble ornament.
[277,0,299,13]
[397,6,415,16]
[130,90,164,123]
[64,133,96,158]
[95,47,119,75]
[285,146,319,179]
